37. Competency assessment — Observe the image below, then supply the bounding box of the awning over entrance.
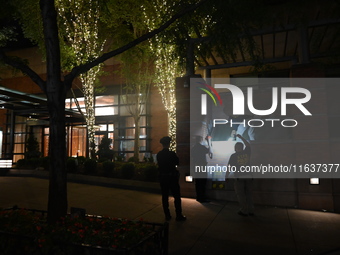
[0,86,83,123]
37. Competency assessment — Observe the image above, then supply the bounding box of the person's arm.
[205,136,213,159]
[236,134,250,148]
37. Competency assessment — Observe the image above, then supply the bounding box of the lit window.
[95,106,116,116]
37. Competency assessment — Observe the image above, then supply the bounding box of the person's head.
[234,142,244,152]
[160,136,171,148]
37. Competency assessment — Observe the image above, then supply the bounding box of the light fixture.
[310,177,320,185]
[185,174,193,183]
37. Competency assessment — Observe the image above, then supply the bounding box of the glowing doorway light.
[185,174,193,183]
[310,177,320,185]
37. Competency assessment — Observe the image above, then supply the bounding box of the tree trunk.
[134,116,140,163]
[40,0,68,223]
[47,87,68,223]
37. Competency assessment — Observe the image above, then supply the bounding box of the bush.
[102,161,115,177]
[84,159,97,175]
[25,135,41,159]
[27,158,40,169]
[40,157,50,171]
[66,157,78,173]
[143,164,158,182]
[121,163,135,179]
[0,208,159,253]
[16,158,40,169]
[128,157,137,163]
[76,156,86,165]
[16,159,27,169]
[115,155,125,162]
[143,156,154,163]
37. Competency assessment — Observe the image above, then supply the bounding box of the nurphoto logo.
[196,80,312,128]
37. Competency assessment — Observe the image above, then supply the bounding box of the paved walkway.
[1,177,340,255]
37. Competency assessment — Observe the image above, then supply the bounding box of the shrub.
[102,161,115,177]
[128,157,137,163]
[40,157,50,171]
[0,208,158,253]
[115,155,125,162]
[76,156,86,165]
[16,159,27,169]
[121,163,135,179]
[66,157,78,173]
[84,159,97,175]
[143,164,158,182]
[16,158,40,169]
[25,135,41,159]
[143,156,154,163]
[27,158,40,169]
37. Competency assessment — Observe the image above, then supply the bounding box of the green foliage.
[143,155,154,163]
[133,163,158,181]
[11,0,45,54]
[0,208,156,253]
[0,27,17,47]
[40,157,50,171]
[15,159,27,169]
[66,157,78,173]
[128,156,137,163]
[84,159,97,175]
[102,161,115,177]
[121,163,135,179]
[15,158,37,169]
[25,134,41,159]
[76,156,86,165]
[141,163,158,182]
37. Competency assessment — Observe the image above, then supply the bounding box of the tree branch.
[0,50,46,93]
[64,0,208,87]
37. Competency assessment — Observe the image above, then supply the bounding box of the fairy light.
[56,0,105,158]
[143,0,183,151]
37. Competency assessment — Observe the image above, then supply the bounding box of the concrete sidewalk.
[1,177,340,255]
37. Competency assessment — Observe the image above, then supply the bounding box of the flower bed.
[0,208,168,255]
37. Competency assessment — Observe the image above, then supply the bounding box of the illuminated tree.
[56,0,105,159]
[143,1,182,151]
[120,45,155,162]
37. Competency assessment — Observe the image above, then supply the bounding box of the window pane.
[95,106,117,116]
[120,140,134,151]
[140,128,147,138]
[96,95,118,106]
[70,127,87,157]
[43,135,49,157]
[14,134,25,143]
[99,124,107,131]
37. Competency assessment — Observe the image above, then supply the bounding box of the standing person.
[227,134,254,216]
[157,136,186,221]
[191,135,212,203]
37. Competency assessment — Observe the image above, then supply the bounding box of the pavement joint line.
[133,204,162,221]
[184,202,226,255]
[286,208,298,254]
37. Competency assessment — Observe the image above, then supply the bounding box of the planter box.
[0,208,168,255]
